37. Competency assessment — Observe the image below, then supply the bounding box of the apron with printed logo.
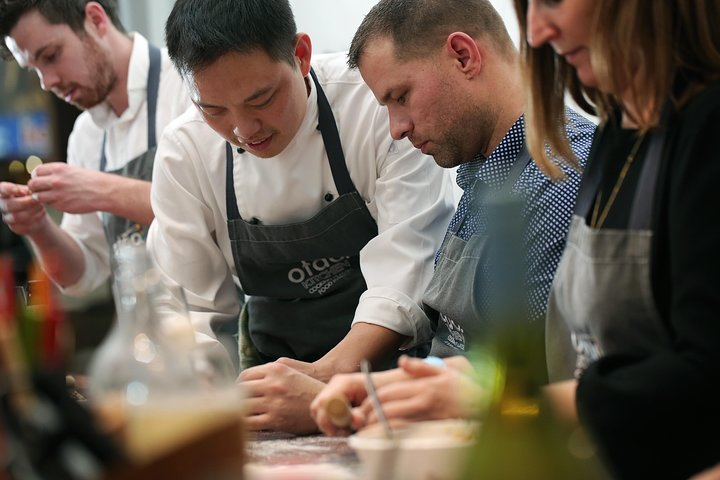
[545,114,670,382]
[424,147,531,357]
[225,69,377,367]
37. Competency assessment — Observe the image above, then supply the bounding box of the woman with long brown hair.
[514,0,720,477]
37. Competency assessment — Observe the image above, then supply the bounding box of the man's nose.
[388,112,411,141]
[231,114,262,142]
[36,68,60,92]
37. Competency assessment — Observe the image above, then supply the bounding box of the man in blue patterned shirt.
[311,0,596,433]
[348,0,595,358]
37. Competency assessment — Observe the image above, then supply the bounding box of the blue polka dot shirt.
[440,109,596,321]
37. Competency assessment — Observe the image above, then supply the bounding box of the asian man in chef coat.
[148,0,455,433]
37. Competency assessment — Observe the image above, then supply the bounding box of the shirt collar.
[456,114,526,191]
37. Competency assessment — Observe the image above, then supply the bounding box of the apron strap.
[574,104,672,229]
[100,43,162,172]
[145,44,162,149]
[628,102,672,230]
[309,68,357,196]
[225,142,242,220]
[573,120,613,219]
[502,143,532,195]
[225,67,358,221]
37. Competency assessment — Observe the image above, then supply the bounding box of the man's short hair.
[348,0,513,69]
[0,0,125,60]
[165,0,298,78]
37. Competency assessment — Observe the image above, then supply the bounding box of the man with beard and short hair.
[0,0,191,293]
[311,0,596,433]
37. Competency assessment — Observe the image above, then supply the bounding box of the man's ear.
[294,32,313,76]
[83,1,110,36]
[445,32,483,78]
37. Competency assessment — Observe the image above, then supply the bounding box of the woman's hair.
[514,0,720,178]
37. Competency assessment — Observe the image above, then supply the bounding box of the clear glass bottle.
[87,236,244,467]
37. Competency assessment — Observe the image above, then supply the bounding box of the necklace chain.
[591,132,648,229]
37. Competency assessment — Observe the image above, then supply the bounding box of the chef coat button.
[236,147,245,154]
[324,193,334,202]
[249,217,260,225]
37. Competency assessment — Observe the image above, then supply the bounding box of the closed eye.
[39,48,60,66]
[249,93,275,109]
[197,105,225,117]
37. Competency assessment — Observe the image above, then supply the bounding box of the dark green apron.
[225,69,378,369]
[424,146,531,357]
[99,43,161,246]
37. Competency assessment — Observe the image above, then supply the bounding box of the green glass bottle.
[461,319,606,480]
[459,191,606,479]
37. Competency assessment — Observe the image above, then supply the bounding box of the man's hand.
[275,357,322,379]
[28,162,153,224]
[0,181,50,236]
[28,163,109,214]
[310,372,372,436]
[311,359,425,436]
[0,178,89,288]
[306,323,407,382]
[238,361,325,434]
[356,356,483,426]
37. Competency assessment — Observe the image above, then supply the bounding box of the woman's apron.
[545,118,671,382]
[424,146,531,357]
[99,43,161,246]
[225,69,378,368]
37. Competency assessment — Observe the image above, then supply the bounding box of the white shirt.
[60,33,192,296]
[147,53,455,347]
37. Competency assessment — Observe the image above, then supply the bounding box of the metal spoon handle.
[360,359,394,440]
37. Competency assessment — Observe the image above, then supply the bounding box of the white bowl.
[348,419,478,480]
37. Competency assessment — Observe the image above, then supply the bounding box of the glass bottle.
[86,236,244,467]
[0,255,124,480]
[457,193,606,480]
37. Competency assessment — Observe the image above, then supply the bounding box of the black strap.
[225,67,357,221]
[146,44,161,148]
[309,68,357,195]
[226,142,242,220]
[628,103,672,230]
[573,116,615,219]
[100,43,162,171]
[574,105,672,229]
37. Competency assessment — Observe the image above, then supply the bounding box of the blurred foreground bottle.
[460,321,606,480]
[459,194,606,480]
[87,236,245,474]
[0,255,124,480]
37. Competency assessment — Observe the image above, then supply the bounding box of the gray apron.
[225,69,378,368]
[425,146,531,357]
[546,116,671,382]
[99,43,161,246]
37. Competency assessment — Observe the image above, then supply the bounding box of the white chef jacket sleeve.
[55,115,112,296]
[146,124,240,344]
[353,113,455,349]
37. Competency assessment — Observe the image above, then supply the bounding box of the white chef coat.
[58,33,192,296]
[147,53,455,347]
